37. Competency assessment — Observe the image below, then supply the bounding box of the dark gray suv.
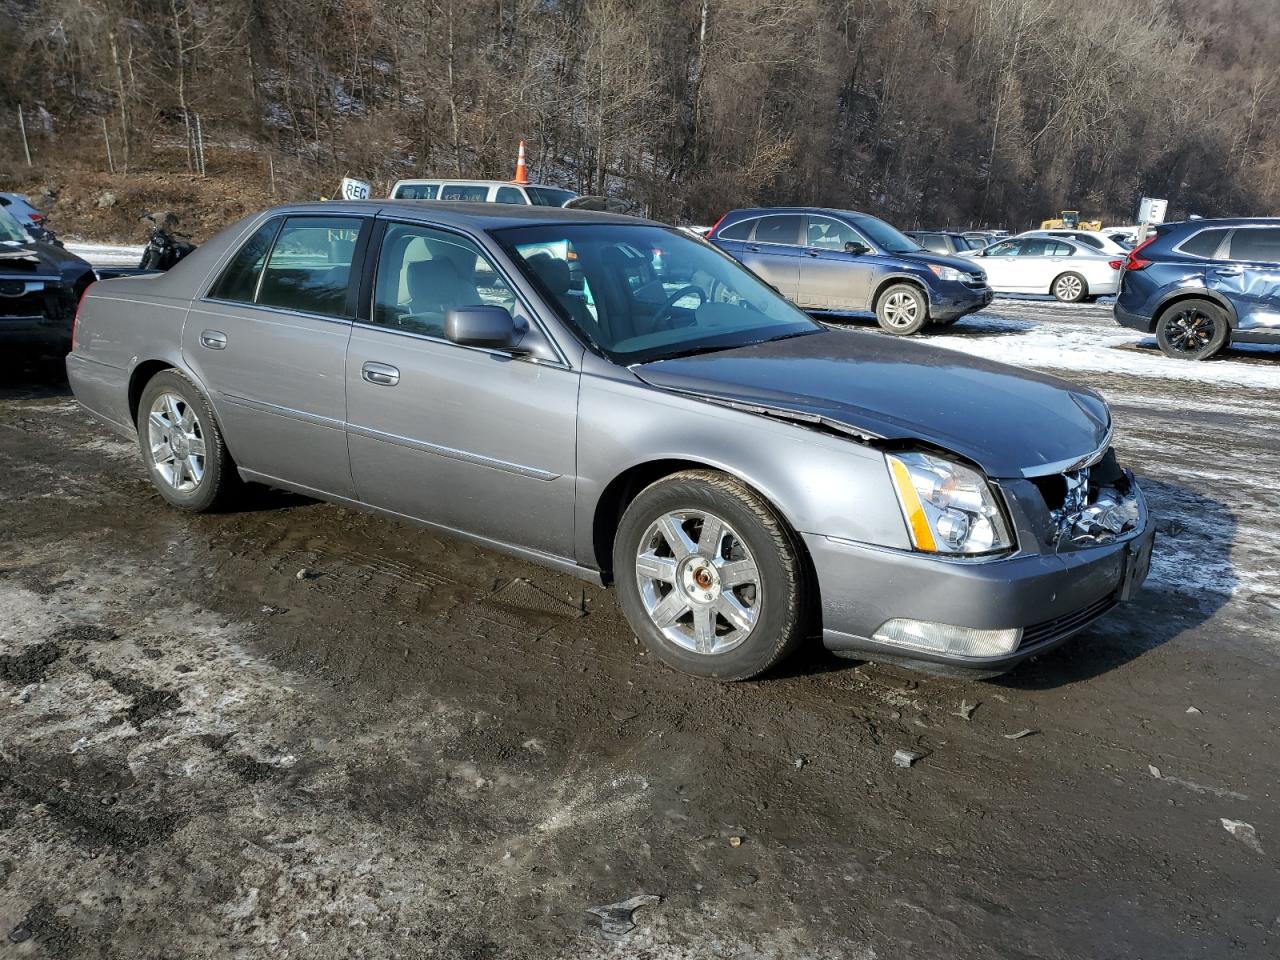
[709,207,993,334]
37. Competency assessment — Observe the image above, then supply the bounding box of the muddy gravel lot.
[2,297,1278,959]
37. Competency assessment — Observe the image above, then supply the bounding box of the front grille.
[1019,590,1119,650]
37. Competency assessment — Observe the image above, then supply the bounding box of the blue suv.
[1114,218,1280,360]
[708,207,993,335]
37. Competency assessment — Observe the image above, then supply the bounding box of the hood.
[633,330,1111,478]
[894,249,980,274]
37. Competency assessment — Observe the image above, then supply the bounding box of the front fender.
[574,371,912,567]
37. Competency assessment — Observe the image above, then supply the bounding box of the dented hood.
[632,330,1111,478]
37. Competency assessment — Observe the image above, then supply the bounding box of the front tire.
[1052,272,1088,303]
[613,470,809,680]
[875,284,929,335]
[136,369,239,511]
[1155,299,1229,360]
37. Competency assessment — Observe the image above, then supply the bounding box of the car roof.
[1158,217,1280,230]
[723,206,874,219]
[389,179,567,189]
[261,200,655,229]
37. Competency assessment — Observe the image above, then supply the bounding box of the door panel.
[1215,228,1280,334]
[799,216,875,309]
[737,215,803,301]
[345,219,579,559]
[184,215,366,497]
[346,331,579,557]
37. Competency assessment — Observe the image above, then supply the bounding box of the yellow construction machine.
[1040,210,1103,231]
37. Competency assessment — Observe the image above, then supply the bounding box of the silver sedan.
[67,202,1153,679]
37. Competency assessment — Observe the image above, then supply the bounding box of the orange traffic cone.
[513,140,529,184]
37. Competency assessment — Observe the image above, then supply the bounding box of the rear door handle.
[199,329,227,350]
[361,361,400,386]
[1214,266,1244,277]
[745,244,760,253]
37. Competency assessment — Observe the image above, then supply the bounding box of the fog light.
[873,618,1022,658]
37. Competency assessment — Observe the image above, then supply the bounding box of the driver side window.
[372,223,516,338]
[988,240,1022,257]
[806,216,862,250]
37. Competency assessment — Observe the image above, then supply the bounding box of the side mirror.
[445,305,523,352]
[844,241,870,256]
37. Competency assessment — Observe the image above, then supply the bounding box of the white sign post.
[1137,197,1168,226]
[340,177,372,201]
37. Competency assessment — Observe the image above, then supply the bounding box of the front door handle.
[805,249,821,258]
[200,329,227,350]
[745,244,760,253]
[361,361,400,386]
[1214,266,1244,277]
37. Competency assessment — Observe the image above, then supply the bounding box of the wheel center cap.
[679,560,720,603]
[171,435,189,458]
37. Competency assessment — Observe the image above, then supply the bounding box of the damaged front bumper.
[809,467,1154,674]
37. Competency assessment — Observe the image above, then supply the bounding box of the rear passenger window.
[1179,229,1229,258]
[753,215,801,245]
[256,217,363,318]
[440,185,490,201]
[495,187,526,204]
[1049,241,1075,256]
[716,219,754,241]
[1229,228,1280,263]
[395,184,439,200]
[208,219,282,303]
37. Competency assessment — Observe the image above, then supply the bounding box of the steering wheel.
[651,285,706,329]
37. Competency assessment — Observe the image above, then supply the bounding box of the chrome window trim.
[366,215,572,368]
[193,299,355,326]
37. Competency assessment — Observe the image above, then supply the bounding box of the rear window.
[1229,227,1280,264]
[394,183,438,200]
[439,185,490,201]
[753,215,801,245]
[1178,228,1229,259]
[716,218,754,241]
[525,187,577,207]
[254,217,363,318]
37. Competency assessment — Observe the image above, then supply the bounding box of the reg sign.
[1138,197,1168,225]
[340,177,372,201]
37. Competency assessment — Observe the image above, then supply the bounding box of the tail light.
[707,212,728,237]
[1108,259,1123,270]
[29,213,45,223]
[71,284,91,353]
[1124,235,1157,271]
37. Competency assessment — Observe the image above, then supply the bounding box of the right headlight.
[886,451,1014,556]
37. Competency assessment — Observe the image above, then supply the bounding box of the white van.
[388,179,578,206]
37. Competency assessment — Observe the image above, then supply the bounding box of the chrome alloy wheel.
[1166,308,1217,352]
[147,392,206,492]
[882,291,920,328]
[1054,275,1083,301]
[635,510,761,655]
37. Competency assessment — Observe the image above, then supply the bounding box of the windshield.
[851,215,922,254]
[495,223,820,364]
[0,208,29,244]
[526,187,578,207]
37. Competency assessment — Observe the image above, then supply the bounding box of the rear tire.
[613,470,809,680]
[1052,272,1088,303]
[1155,299,1229,360]
[875,284,929,335]
[135,369,240,511]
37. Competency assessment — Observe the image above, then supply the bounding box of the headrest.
[406,258,461,302]
[527,253,571,295]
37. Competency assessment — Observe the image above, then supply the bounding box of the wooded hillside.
[2,0,1278,230]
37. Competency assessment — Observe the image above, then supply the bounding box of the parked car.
[389,179,578,207]
[0,192,58,243]
[708,207,992,334]
[961,236,1123,302]
[1018,229,1131,256]
[1114,217,1280,360]
[67,201,1153,679]
[0,205,95,349]
[904,231,980,256]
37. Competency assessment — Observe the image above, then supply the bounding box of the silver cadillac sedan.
[67,202,1154,680]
